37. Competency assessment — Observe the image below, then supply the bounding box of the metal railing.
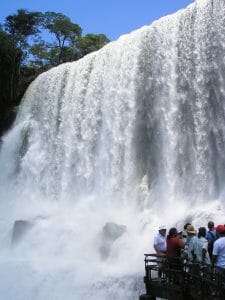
[140,254,225,300]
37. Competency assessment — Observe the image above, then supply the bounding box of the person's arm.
[177,239,185,257]
[202,248,206,262]
[212,255,217,273]
[188,237,196,262]
[191,250,196,262]
[154,244,165,256]
[212,240,218,270]
[179,239,185,249]
[202,240,208,262]
[205,232,210,242]
[212,255,217,266]
[153,235,165,256]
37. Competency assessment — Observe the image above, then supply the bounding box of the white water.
[1,0,225,299]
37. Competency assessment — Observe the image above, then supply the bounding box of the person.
[154,225,167,256]
[186,224,200,274]
[188,227,211,266]
[206,221,217,260]
[212,225,225,285]
[187,225,197,262]
[166,227,185,284]
[182,222,192,247]
[167,227,185,258]
[153,225,167,279]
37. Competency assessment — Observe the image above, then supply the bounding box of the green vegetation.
[0,9,110,135]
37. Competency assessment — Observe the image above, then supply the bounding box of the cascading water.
[1,0,225,299]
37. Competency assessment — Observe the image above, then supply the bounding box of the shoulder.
[154,233,159,241]
[173,237,182,244]
[188,237,195,247]
[214,238,219,245]
[200,237,208,247]
[169,237,178,244]
[189,235,198,244]
[218,237,225,243]
[193,236,198,242]
[176,238,184,247]
[214,237,223,246]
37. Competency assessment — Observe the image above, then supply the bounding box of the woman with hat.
[186,224,198,262]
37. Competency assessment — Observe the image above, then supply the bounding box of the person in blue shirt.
[206,221,217,260]
[212,225,225,286]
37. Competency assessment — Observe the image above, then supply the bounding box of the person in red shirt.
[167,227,185,257]
[166,227,185,285]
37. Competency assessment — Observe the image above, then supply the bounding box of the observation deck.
[140,254,225,300]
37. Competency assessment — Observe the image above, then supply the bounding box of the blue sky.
[0,0,195,41]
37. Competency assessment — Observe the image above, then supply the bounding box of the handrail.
[141,253,225,300]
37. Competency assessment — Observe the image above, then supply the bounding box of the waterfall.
[1,0,225,299]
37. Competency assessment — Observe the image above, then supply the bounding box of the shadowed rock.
[11,220,33,244]
[99,222,126,259]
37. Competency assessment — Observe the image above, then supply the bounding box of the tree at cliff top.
[0,9,110,136]
[0,9,42,135]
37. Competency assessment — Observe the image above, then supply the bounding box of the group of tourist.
[153,221,225,282]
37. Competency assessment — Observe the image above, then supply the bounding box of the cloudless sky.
[0,0,195,41]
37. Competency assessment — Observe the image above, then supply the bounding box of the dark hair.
[167,227,178,239]
[198,227,206,238]
[184,223,191,230]
[208,221,214,229]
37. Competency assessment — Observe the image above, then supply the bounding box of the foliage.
[0,29,22,134]
[77,33,110,57]
[4,9,42,49]
[43,12,82,47]
[42,12,82,64]
[29,38,51,68]
[0,8,110,136]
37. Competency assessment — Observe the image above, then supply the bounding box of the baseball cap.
[215,225,225,233]
[159,225,166,231]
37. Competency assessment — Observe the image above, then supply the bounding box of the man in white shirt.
[212,225,225,285]
[154,225,167,255]
[153,225,167,279]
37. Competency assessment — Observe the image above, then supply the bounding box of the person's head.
[208,221,214,230]
[198,227,206,238]
[167,227,177,239]
[186,224,196,236]
[184,223,191,230]
[158,225,167,236]
[215,225,225,236]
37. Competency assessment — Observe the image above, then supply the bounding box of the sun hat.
[158,225,166,231]
[186,225,196,234]
[215,225,225,233]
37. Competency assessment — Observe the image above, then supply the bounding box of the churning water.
[1,0,225,299]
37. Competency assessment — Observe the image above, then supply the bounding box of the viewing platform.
[140,254,225,300]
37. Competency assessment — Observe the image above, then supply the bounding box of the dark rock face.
[99,222,126,259]
[11,220,33,244]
